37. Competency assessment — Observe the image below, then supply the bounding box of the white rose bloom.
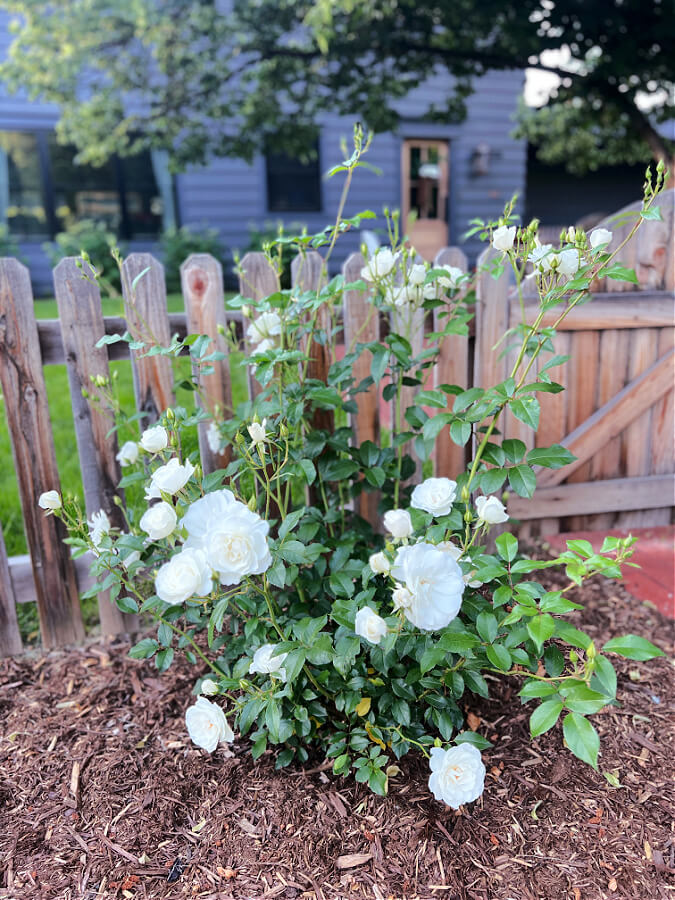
[437,541,463,562]
[145,457,195,499]
[139,425,168,454]
[38,490,61,511]
[369,551,390,575]
[185,696,234,752]
[116,440,139,466]
[200,678,219,695]
[183,490,272,586]
[529,243,555,273]
[354,606,388,645]
[247,311,282,345]
[392,584,413,611]
[410,477,457,517]
[390,542,464,631]
[407,263,427,286]
[206,422,221,454]
[589,227,613,249]
[89,509,111,548]
[436,265,464,291]
[247,418,268,446]
[556,248,581,277]
[492,225,516,252]
[428,744,486,809]
[361,248,398,281]
[155,547,212,605]
[140,501,177,540]
[249,643,288,681]
[383,509,413,540]
[475,494,509,526]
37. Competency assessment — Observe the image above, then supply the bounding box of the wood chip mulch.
[0,575,673,900]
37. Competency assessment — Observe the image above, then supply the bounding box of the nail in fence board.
[292,251,333,433]
[238,252,279,402]
[0,523,22,657]
[342,252,380,526]
[180,254,233,474]
[0,258,84,648]
[432,247,470,480]
[53,257,138,636]
[121,254,175,424]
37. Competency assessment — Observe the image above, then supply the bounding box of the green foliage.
[0,224,21,260]
[1,0,671,170]
[45,219,123,296]
[159,225,226,293]
[244,222,307,290]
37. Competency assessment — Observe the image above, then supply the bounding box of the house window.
[266,143,321,213]
[0,130,171,239]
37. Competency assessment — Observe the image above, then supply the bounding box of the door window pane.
[0,131,48,236]
[48,136,122,232]
[407,144,445,221]
[121,152,163,236]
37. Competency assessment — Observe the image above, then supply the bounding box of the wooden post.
[292,250,333,433]
[238,252,279,402]
[0,523,22,657]
[53,257,138,637]
[180,253,233,474]
[432,247,470,480]
[343,252,381,526]
[121,254,175,424]
[0,258,84,648]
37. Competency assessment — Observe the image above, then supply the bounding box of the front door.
[401,139,449,261]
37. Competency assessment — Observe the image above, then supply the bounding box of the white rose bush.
[47,135,667,810]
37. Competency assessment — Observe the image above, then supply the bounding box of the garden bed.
[1,572,673,900]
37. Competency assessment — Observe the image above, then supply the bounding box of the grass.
[1,292,246,639]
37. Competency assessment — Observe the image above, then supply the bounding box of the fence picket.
[53,257,138,636]
[292,251,333,433]
[432,247,470,480]
[180,254,233,474]
[0,258,84,649]
[121,254,175,424]
[0,524,22,657]
[238,252,279,401]
[342,252,380,526]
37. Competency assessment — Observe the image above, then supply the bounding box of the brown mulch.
[0,576,673,900]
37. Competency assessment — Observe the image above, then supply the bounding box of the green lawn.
[1,293,245,639]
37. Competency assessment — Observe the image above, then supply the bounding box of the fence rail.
[1,191,673,656]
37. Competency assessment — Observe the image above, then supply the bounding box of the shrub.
[46,132,668,811]
[45,219,123,296]
[159,225,226,293]
[0,224,21,260]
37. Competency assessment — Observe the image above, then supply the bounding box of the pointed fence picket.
[1,195,672,657]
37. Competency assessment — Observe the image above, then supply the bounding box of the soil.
[0,573,673,900]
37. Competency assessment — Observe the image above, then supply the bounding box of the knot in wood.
[187,269,208,298]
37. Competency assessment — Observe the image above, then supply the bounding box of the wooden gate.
[475,190,675,535]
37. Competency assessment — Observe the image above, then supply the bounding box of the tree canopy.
[1,0,672,172]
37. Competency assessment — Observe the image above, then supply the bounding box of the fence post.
[342,252,381,527]
[0,523,22,657]
[292,250,333,433]
[121,254,175,424]
[53,257,138,637]
[180,253,233,474]
[238,252,279,402]
[0,258,84,648]
[432,247,470,480]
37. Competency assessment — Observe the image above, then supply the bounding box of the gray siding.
[0,9,527,291]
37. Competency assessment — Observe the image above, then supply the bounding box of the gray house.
[0,11,528,294]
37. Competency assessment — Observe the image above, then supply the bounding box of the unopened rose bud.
[461,485,470,504]
[166,408,176,423]
[217,323,226,336]
[587,641,596,660]
[241,305,251,318]
[279,422,289,438]
[247,495,257,511]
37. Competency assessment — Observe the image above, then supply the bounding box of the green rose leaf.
[527,613,556,652]
[530,698,563,737]
[602,635,665,660]
[508,464,537,498]
[563,712,600,769]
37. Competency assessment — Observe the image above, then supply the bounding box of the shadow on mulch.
[0,574,673,900]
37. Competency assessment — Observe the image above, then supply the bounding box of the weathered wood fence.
[0,192,673,656]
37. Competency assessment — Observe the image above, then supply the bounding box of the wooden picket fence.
[1,191,673,657]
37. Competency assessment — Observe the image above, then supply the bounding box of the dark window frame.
[1,128,170,240]
[265,141,322,214]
